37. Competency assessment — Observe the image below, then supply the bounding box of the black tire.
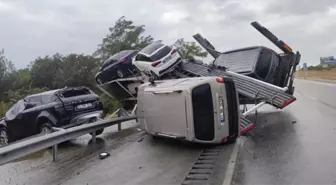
[90,129,104,136]
[39,122,53,135]
[0,127,11,147]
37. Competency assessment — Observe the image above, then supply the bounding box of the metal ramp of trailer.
[172,61,296,109]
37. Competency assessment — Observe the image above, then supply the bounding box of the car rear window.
[111,50,135,60]
[61,89,91,98]
[150,46,172,61]
[102,50,136,68]
[141,42,164,55]
[135,54,152,62]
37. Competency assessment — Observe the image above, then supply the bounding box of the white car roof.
[139,43,170,57]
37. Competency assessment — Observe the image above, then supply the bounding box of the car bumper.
[159,58,182,75]
[62,111,104,129]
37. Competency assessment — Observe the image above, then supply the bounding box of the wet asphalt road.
[233,79,336,185]
[0,119,235,185]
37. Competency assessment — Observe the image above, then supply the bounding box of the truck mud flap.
[177,62,296,109]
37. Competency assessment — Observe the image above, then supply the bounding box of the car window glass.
[27,96,42,104]
[61,89,90,98]
[135,54,152,62]
[51,95,60,102]
[101,50,134,69]
[41,95,51,104]
[150,46,172,61]
[5,100,25,120]
[140,42,164,55]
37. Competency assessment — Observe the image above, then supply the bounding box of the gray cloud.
[0,0,335,68]
[266,0,336,15]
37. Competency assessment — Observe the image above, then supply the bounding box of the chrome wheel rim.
[0,130,8,146]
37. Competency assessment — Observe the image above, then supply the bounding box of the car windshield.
[5,100,26,121]
[150,46,172,61]
[140,42,164,55]
[102,50,135,69]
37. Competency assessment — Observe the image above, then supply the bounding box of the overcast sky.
[1,0,335,68]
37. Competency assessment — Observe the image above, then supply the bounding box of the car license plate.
[163,55,172,63]
[77,103,93,109]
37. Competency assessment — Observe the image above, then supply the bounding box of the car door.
[20,96,44,136]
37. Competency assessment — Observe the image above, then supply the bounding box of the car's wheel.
[90,129,104,136]
[0,127,10,146]
[39,122,52,135]
[117,69,124,78]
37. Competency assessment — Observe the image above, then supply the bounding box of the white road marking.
[304,94,317,100]
[310,81,336,87]
[296,79,336,87]
[222,138,242,185]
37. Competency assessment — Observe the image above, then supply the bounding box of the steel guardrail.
[0,116,136,166]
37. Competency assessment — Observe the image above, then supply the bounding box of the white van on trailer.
[137,76,240,144]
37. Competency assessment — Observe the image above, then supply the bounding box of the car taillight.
[151,61,161,67]
[216,77,224,83]
[171,49,177,55]
[121,57,127,63]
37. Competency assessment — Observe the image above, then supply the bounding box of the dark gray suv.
[0,86,104,146]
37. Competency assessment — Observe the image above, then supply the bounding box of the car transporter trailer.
[96,21,301,136]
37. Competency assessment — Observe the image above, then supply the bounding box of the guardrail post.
[52,144,58,162]
[118,123,121,131]
[91,131,96,144]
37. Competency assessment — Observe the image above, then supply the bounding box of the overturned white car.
[132,41,182,79]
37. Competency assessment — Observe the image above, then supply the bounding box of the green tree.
[53,54,100,90]
[93,16,154,61]
[0,101,10,117]
[174,38,208,60]
[30,54,63,89]
[0,49,16,102]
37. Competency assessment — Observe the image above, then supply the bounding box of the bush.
[99,93,120,114]
[0,101,11,117]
